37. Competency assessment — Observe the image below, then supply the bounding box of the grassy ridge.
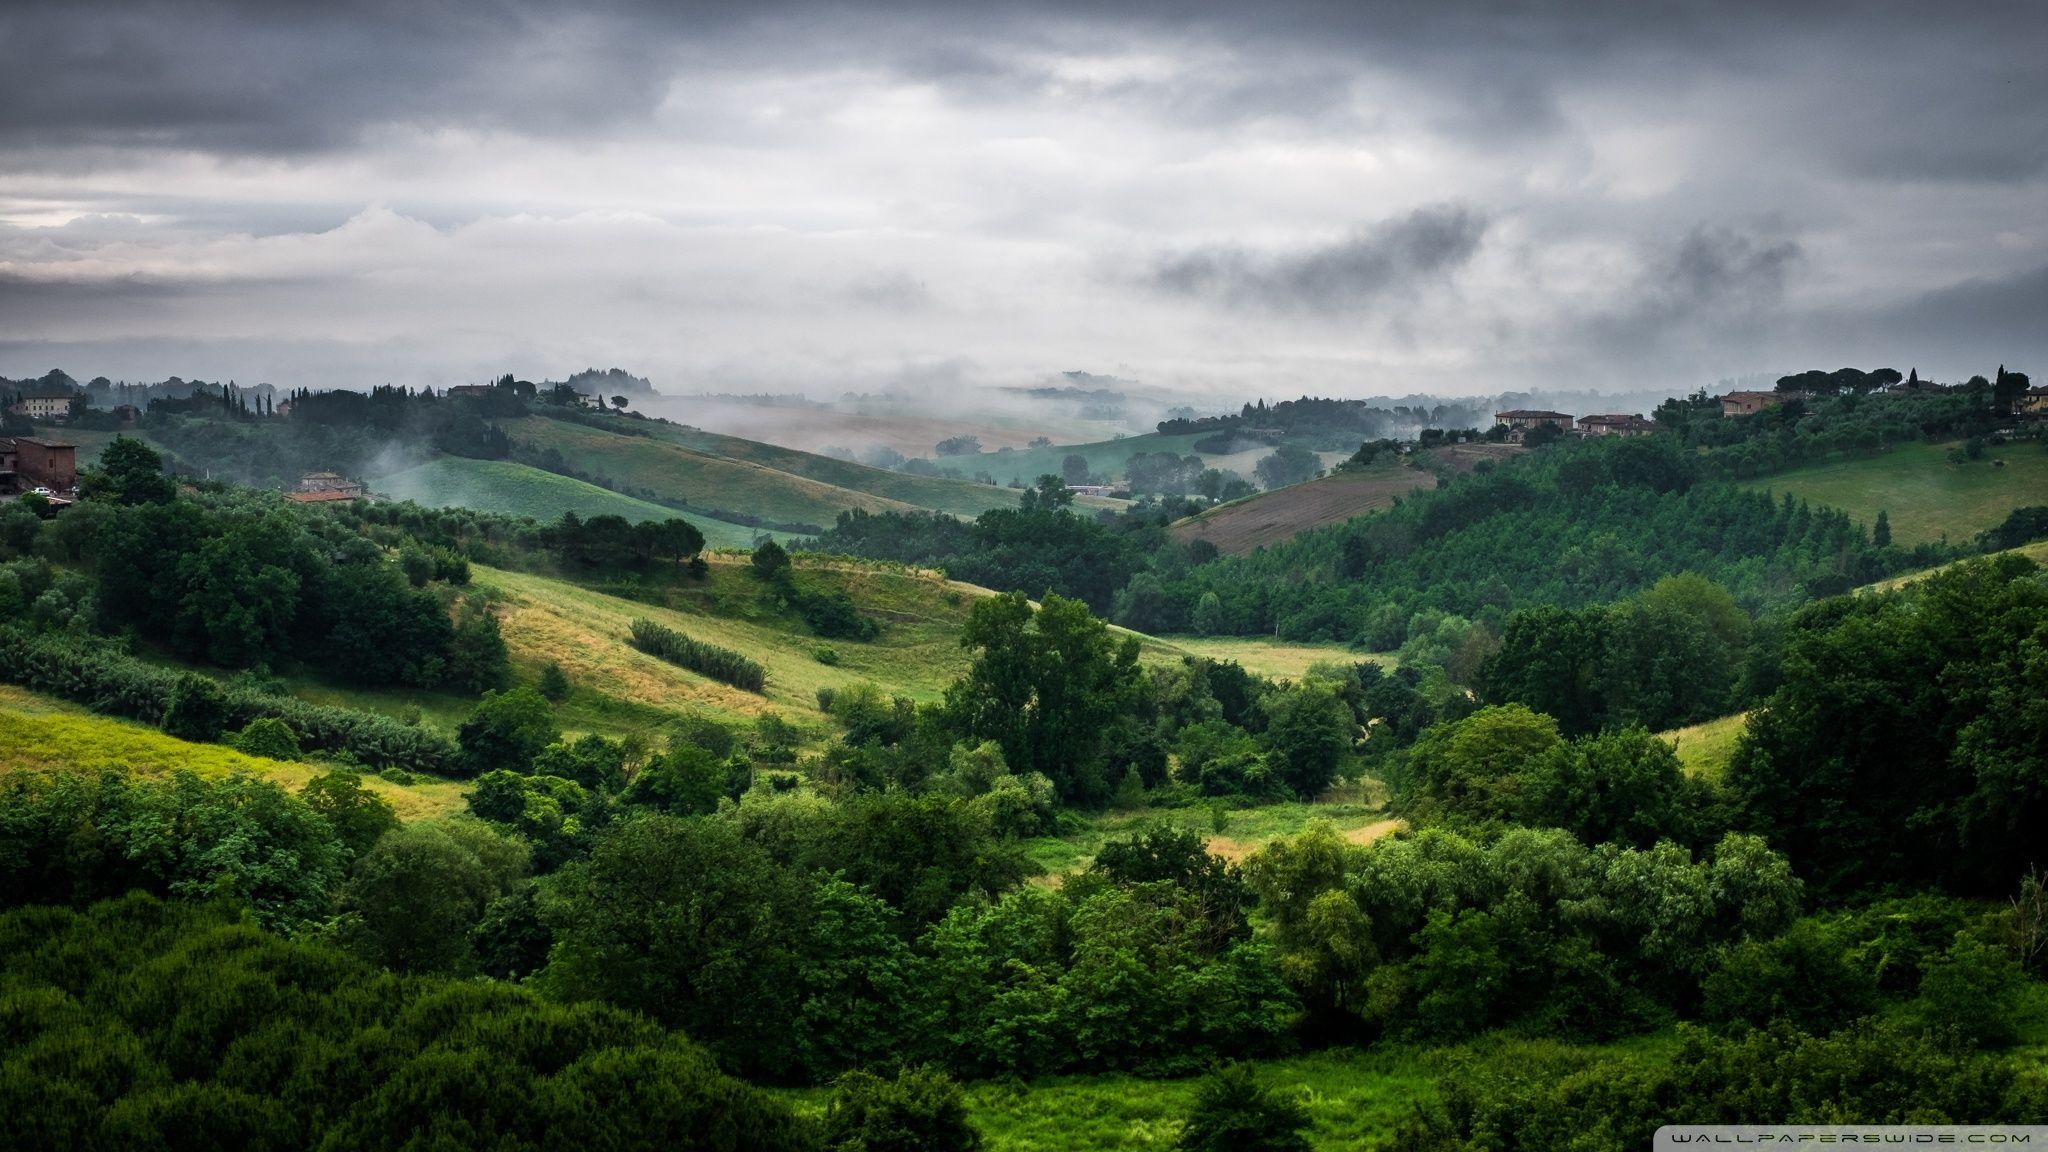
[645,421,1026,517]
[1740,439,2048,546]
[372,457,779,549]
[0,686,465,820]
[1169,461,1434,555]
[505,415,923,527]
[472,557,991,729]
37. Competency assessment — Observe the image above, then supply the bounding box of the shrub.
[815,647,842,666]
[230,716,302,761]
[537,660,571,701]
[628,618,767,692]
[1177,1064,1312,1152]
[160,674,231,743]
[823,1067,981,1152]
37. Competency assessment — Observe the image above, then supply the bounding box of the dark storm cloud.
[1149,205,1488,311]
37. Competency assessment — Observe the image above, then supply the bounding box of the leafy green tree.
[752,537,791,579]
[1729,555,2048,896]
[1912,933,2026,1048]
[160,673,231,742]
[446,600,509,693]
[336,817,528,973]
[625,744,726,816]
[532,733,628,792]
[543,814,813,1077]
[946,591,1143,803]
[823,1067,981,1152]
[299,768,399,858]
[456,686,559,776]
[1261,685,1353,799]
[230,716,301,760]
[1521,726,1697,848]
[1252,444,1321,490]
[537,660,571,701]
[81,435,175,504]
[1872,509,1892,547]
[1176,1063,1312,1152]
[1402,703,1563,820]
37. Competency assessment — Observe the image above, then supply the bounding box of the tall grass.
[628,618,767,692]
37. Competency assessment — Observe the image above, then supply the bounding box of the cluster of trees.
[1659,382,2027,478]
[1147,436,1931,643]
[808,495,1148,614]
[22,439,504,691]
[545,510,707,570]
[1727,555,2048,898]
[1478,573,1755,735]
[0,896,821,1151]
[629,618,768,691]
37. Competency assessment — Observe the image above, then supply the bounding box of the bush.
[823,1067,981,1152]
[628,618,767,692]
[537,660,571,701]
[160,674,231,743]
[229,716,302,761]
[815,647,842,666]
[1177,1064,1312,1152]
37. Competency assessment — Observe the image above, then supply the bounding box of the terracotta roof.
[1495,409,1572,419]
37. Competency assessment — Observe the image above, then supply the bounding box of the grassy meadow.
[0,686,465,820]
[642,420,1026,518]
[1741,439,2048,545]
[1158,635,1392,680]
[472,555,989,733]
[1661,712,1748,780]
[372,457,780,549]
[504,415,922,528]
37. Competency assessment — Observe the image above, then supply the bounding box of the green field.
[472,556,991,732]
[505,415,922,528]
[371,457,778,548]
[640,420,1027,517]
[0,685,465,820]
[1661,712,1748,780]
[1159,635,1391,680]
[781,1047,1437,1151]
[1742,439,2048,546]
[1861,537,2048,592]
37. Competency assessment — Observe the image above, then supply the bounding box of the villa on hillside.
[1577,413,1658,437]
[1493,410,1573,442]
[2017,388,2048,420]
[1719,390,1813,417]
[0,436,79,494]
[8,390,78,422]
[286,471,367,503]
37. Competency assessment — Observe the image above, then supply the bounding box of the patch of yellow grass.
[476,556,983,730]
[1158,635,1392,680]
[0,688,465,820]
[1662,712,1748,780]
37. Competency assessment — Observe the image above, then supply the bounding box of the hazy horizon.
[2,1,2042,399]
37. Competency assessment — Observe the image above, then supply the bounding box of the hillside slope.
[1740,440,2048,545]
[504,416,925,528]
[1171,461,1435,554]
[372,458,779,548]
[0,686,464,819]
[640,421,1026,517]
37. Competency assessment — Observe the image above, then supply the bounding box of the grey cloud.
[1148,205,1488,311]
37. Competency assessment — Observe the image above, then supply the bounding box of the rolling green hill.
[1741,439,2048,546]
[0,685,465,820]
[371,457,780,549]
[639,420,1026,517]
[505,415,926,528]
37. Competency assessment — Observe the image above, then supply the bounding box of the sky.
[0,0,2043,399]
